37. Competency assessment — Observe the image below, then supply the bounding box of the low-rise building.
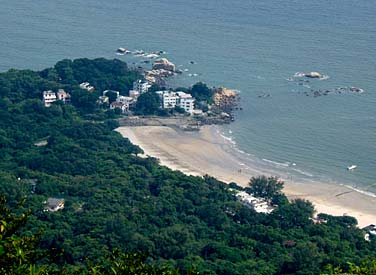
[56,89,71,103]
[43,90,57,107]
[235,191,275,214]
[110,101,129,113]
[129,90,140,100]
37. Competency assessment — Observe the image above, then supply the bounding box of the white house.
[43,90,57,107]
[133,80,149,94]
[56,89,71,103]
[110,100,132,113]
[117,96,134,110]
[235,191,275,214]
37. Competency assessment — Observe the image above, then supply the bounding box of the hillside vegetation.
[0,58,375,275]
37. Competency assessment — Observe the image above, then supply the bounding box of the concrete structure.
[156,91,179,109]
[235,191,274,214]
[129,90,140,100]
[117,96,134,111]
[43,90,57,107]
[133,80,149,94]
[156,91,195,114]
[103,90,120,98]
[110,101,129,113]
[46,198,65,212]
[56,89,71,103]
[177,91,195,114]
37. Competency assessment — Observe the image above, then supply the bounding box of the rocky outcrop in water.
[304,72,322,78]
[152,58,176,72]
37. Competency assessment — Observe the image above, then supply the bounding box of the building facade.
[43,90,57,107]
[156,91,195,114]
[133,80,149,94]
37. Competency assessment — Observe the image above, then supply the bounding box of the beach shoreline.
[116,125,376,227]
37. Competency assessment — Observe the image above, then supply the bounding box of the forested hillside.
[0,58,375,275]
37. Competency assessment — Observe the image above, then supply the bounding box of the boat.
[347,165,357,171]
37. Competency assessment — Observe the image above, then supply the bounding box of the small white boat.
[347,165,357,171]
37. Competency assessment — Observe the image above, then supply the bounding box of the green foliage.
[245,176,285,204]
[135,91,161,115]
[0,59,375,275]
[0,197,40,275]
[189,82,213,103]
[322,260,376,275]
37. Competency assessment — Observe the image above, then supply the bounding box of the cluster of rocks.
[213,87,241,114]
[144,58,178,86]
[299,86,364,97]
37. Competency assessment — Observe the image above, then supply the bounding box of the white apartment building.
[177,92,195,114]
[43,90,57,107]
[156,91,179,109]
[133,80,149,94]
[156,91,195,114]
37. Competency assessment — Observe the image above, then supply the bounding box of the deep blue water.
[1,0,375,191]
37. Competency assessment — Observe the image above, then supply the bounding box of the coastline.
[116,125,376,227]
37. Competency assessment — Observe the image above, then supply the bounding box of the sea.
[1,0,375,193]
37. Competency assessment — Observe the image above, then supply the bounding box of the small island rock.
[152,58,176,72]
[304,71,322,78]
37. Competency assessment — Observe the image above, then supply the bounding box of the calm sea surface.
[1,0,375,192]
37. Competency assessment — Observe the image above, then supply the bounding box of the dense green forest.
[1,58,376,274]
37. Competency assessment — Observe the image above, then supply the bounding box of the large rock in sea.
[304,71,322,78]
[152,58,175,72]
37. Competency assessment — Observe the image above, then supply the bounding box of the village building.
[43,90,57,107]
[45,198,65,212]
[43,89,71,107]
[156,90,195,114]
[110,101,129,113]
[56,89,71,103]
[129,90,140,100]
[133,80,149,94]
[156,91,179,109]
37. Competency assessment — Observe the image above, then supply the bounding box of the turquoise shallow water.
[1,0,375,192]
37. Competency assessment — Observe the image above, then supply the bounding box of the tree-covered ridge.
[1,58,376,275]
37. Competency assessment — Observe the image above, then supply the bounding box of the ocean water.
[1,0,375,192]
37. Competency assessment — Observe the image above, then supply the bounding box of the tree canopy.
[0,58,375,275]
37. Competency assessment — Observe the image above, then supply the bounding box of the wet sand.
[116,125,376,227]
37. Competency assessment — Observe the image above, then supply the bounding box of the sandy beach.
[116,125,376,227]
